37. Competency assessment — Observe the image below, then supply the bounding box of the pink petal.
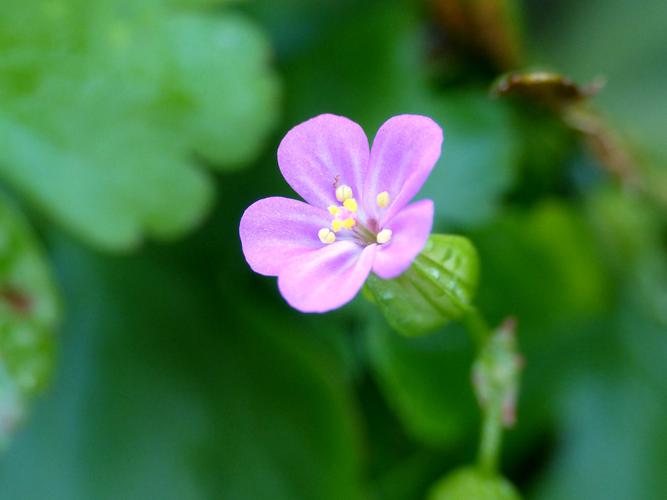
[372,199,434,279]
[364,115,443,223]
[277,114,370,208]
[278,241,376,313]
[239,197,330,276]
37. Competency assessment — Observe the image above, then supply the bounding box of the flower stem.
[478,405,503,475]
[464,309,491,350]
[466,312,520,476]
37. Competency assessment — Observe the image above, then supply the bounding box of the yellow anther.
[376,191,390,208]
[376,228,393,244]
[343,198,358,212]
[318,228,336,244]
[342,217,356,229]
[335,184,353,202]
[331,219,344,232]
[328,205,341,216]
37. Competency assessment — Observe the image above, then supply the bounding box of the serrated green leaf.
[428,467,521,500]
[0,113,214,250]
[0,196,59,448]
[366,234,479,337]
[162,13,279,168]
[0,0,279,251]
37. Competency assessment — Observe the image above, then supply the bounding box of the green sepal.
[365,234,479,336]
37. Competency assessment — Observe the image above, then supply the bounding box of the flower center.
[317,184,393,246]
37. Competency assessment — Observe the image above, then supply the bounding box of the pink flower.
[239,114,443,313]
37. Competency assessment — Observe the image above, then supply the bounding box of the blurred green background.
[0,0,666,498]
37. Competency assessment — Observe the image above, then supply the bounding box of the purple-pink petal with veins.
[278,241,376,313]
[372,199,434,279]
[239,197,330,276]
[278,114,370,209]
[364,115,442,223]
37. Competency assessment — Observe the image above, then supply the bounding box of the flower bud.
[428,467,521,500]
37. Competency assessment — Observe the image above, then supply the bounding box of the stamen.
[376,228,392,244]
[376,191,390,208]
[331,219,344,232]
[318,228,336,244]
[328,205,341,216]
[343,198,358,212]
[335,185,353,202]
[342,217,356,229]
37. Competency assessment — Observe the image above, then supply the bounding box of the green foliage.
[474,201,609,328]
[471,201,612,452]
[0,236,362,499]
[365,321,478,446]
[0,0,666,499]
[530,287,667,500]
[366,235,479,337]
[0,0,278,250]
[422,92,520,228]
[428,467,521,500]
[0,196,59,448]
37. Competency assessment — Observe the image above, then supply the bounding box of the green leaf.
[161,13,280,168]
[366,234,479,337]
[469,202,613,460]
[474,201,609,328]
[428,467,521,500]
[0,236,362,499]
[0,196,59,448]
[531,291,667,500]
[533,377,667,500]
[421,92,519,228]
[365,321,478,447]
[0,0,279,251]
[0,113,214,251]
[586,187,663,270]
[586,188,667,323]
